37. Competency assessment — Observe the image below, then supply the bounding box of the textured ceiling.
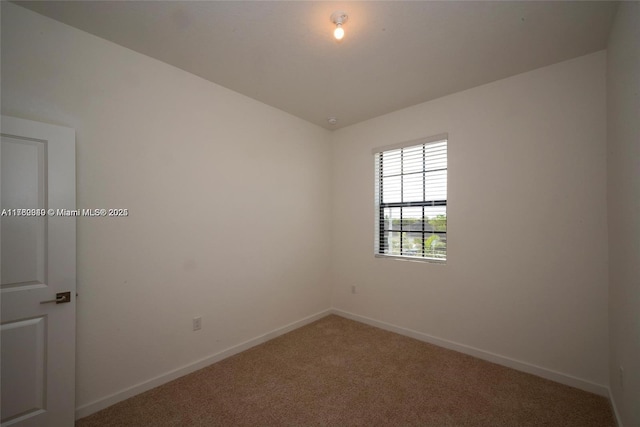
[14,1,618,129]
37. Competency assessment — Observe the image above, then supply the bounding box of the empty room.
[1,1,638,426]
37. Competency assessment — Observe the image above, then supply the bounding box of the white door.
[1,116,76,427]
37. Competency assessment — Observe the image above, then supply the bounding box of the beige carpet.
[76,315,614,426]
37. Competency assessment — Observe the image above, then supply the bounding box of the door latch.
[40,291,71,304]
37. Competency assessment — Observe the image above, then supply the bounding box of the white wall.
[1,2,332,412]
[607,3,640,426]
[331,52,609,389]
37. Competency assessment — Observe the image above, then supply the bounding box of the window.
[374,135,447,261]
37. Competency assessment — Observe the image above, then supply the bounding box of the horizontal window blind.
[375,138,447,261]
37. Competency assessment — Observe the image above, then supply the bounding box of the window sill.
[374,254,446,264]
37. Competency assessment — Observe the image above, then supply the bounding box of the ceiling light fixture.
[330,11,348,40]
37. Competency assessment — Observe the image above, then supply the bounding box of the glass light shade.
[334,24,344,40]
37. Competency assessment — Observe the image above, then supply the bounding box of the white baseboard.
[75,309,332,420]
[608,388,624,427]
[331,308,609,397]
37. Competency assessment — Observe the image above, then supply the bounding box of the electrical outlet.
[351,285,356,294]
[193,316,202,331]
[619,366,624,389]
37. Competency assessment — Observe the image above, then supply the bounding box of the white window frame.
[373,134,448,263]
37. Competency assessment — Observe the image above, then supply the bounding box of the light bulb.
[330,11,348,41]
